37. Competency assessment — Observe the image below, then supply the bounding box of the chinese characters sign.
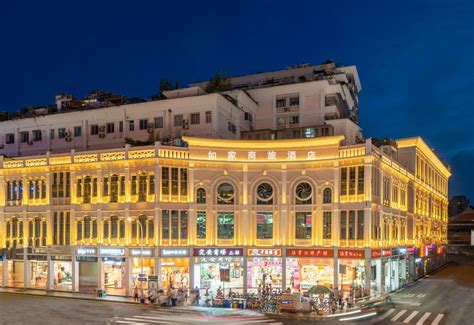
[338,249,365,259]
[161,249,188,257]
[207,150,317,161]
[193,248,243,257]
[286,249,334,258]
[247,248,282,257]
[371,250,381,259]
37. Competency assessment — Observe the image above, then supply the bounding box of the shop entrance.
[29,260,48,289]
[131,257,155,291]
[247,257,283,292]
[194,257,243,297]
[286,258,334,292]
[53,261,72,291]
[8,260,24,288]
[160,258,189,291]
[102,258,126,296]
[338,260,366,298]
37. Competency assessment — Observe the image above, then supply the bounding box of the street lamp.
[127,218,144,276]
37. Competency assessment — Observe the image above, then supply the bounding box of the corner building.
[0,134,449,298]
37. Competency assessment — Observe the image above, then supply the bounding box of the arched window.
[295,182,312,204]
[196,188,206,204]
[110,174,119,203]
[256,182,274,205]
[217,183,235,204]
[12,218,18,237]
[323,187,332,204]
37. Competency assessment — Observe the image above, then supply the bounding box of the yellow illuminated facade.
[0,136,450,296]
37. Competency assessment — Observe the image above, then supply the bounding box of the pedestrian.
[132,286,139,302]
[331,299,337,314]
[140,289,146,304]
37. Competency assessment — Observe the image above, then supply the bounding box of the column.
[280,165,288,246]
[98,258,104,290]
[72,255,79,292]
[188,164,196,245]
[364,259,371,296]
[333,253,339,291]
[242,257,248,295]
[2,259,8,287]
[126,258,132,296]
[156,257,161,288]
[282,257,287,292]
[241,164,250,245]
[23,247,29,289]
[189,257,195,291]
[47,256,54,291]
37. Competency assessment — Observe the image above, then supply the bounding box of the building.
[0,62,450,298]
[448,195,471,217]
[448,208,474,250]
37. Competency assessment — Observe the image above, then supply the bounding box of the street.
[0,259,473,325]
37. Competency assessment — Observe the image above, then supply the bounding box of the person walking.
[133,286,139,302]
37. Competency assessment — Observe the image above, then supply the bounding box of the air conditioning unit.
[182,119,189,130]
[27,140,33,145]
[65,136,72,142]
[99,125,106,133]
[65,131,72,138]
[99,133,106,139]
[147,126,154,133]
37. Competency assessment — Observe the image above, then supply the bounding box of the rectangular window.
[154,116,163,128]
[217,212,234,239]
[323,211,332,239]
[171,210,179,239]
[149,175,155,195]
[357,166,364,195]
[340,211,347,240]
[106,123,114,133]
[74,126,82,137]
[174,114,183,127]
[162,210,169,240]
[131,175,137,195]
[256,212,273,239]
[20,131,29,143]
[93,178,98,197]
[289,96,299,106]
[197,211,206,239]
[180,169,187,196]
[139,119,148,130]
[103,177,109,196]
[227,122,237,134]
[349,167,356,195]
[348,210,356,240]
[120,176,125,196]
[6,133,14,144]
[119,121,123,132]
[33,130,42,141]
[190,113,200,125]
[295,211,312,239]
[90,125,99,135]
[357,210,364,240]
[162,167,169,195]
[180,211,188,239]
[171,168,179,195]
[58,128,66,139]
[276,98,286,107]
[129,120,135,131]
[205,111,212,123]
[341,168,347,195]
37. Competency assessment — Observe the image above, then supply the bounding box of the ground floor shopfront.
[0,245,443,298]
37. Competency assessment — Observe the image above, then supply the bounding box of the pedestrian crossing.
[403,293,426,298]
[377,308,444,324]
[109,307,282,324]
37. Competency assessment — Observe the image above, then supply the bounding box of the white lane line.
[416,312,431,325]
[379,308,396,320]
[417,294,426,298]
[403,311,419,323]
[113,321,145,325]
[391,310,407,322]
[431,314,444,325]
[121,319,155,324]
[411,302,422,306]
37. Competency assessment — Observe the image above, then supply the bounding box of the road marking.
[403,311,419,323]
[391,310,407,322]
[416,312,431,325]
[405,293,416,298]
[417,294,426,298]
[410,302,422,306]
[431,314,444,325]
[379,308,396,320]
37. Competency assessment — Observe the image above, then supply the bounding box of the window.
[323,188,332,204]
[180,169,187,196]
[304,128,316,138]
[119,121,123,132]
[217,212,234,239]
[340,211,347,240]
[357,166,364,195]
[161,210,187,241]
[196,188,206,204]
[58,128,66,139]
[129,120,135,131]
[138,173,147,202]
[289,96,299,106]
[348,210,355,240]
[357,210,364,240]
[171,168,178,195]
[190,113,200,125]
[349,167,356,195]
[33,130,42,142]
[139,119,148,130]
[90,125,99,135]
[244,112,253,122]
[205,111,212,123]
[295,182,312,204]
[6,133,14,144]
[295,211,311,239]
[340,210,364,241]
[20,131,29,143]
[256,182,274,205]
[154,117,163,128]
[217,183,235,204]
[110,174,119,203]
[83,176,91,203]
[53,212,70,245]
[106,123,114,133]
[227,121,237,134]
[276,98,286,107]
[323,211,332,239]
[256,212,273,239]
[51,172,70,198]
[174,114,183,127]
[74,126,82,137]
[161,167,169,195]
[291,116,299,124]
[197,211,206,239]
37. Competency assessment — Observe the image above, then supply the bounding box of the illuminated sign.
[286,249,334,258]
[130,248,154,257]
[371,250,381,258]
[338,249,365,259]
[193,248,243,257]
[76,247,97,256]
[161,249,188,257]
[100,247,125,257]
[207,150,317,161]
[247,248,282,257]
[381,249,392,257]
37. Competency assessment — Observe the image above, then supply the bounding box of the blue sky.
[0,0,472,199]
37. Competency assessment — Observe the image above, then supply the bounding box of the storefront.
[29,255,48,289]
[0,250,5,286]
[160,248,190,291]
[337,249,366,298]
[130,248,155,291]
[286,248,334,292]
[100,247,126,296]
[193,247,244,297]
[370,249,382,295]
[76,247,99,294]
[52,257,73,291]
[7,260,24,288]
[247,248,283,292]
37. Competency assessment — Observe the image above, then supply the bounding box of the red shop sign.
[247,248,282,257]
[407,246,415,253]
[371,250,381,259]
[338,249,365,259]
[286,249,334,258]
[381,248,392,257]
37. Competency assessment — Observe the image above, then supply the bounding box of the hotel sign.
[193,248,243,257]
[338,249,365,259]
[286,249,334,258]
[161,249,189,257]
[130,248,154,257]
[247,248,282,257]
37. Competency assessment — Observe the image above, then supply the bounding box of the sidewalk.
[0,287,139,305]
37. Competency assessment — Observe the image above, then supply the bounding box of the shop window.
[295,211,312,239]
[196,188,206,204]
[256,212,273,239]
[295,182,312,204]
[323,211,332,239]
[323,188,332,204]
[217,212,234,239]
[197,211,206,239]
[217,183,235,205]
[256,183,274,205]
[110,174,119,203]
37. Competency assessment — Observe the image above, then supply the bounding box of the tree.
[206,73,233,93]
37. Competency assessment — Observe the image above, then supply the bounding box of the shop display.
[103,259,126,296]
[131,257,155,290]
[53,261,72,291]
[247,257,282,292]
[8,261,25,287]
[286,258,334,291]
[30,261,48,289]
[194,257,243,296]
[338,260,365,297]
[160,258,189,290]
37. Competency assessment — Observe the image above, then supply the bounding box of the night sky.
[0,0,472,200]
